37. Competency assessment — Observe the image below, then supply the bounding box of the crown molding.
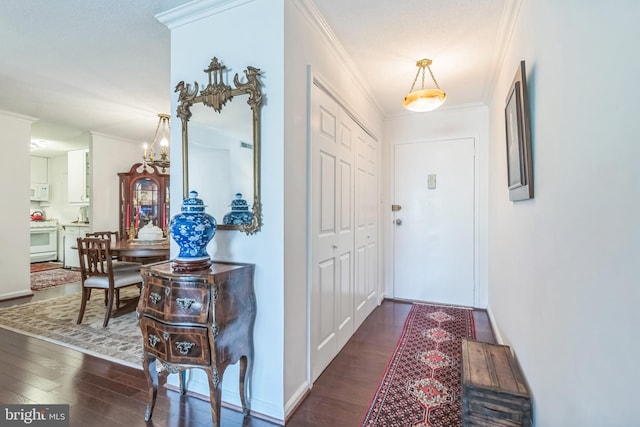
[483,0,524,104]
[292,0,384,118]
[156,0,255,29]
[0,109,38,122]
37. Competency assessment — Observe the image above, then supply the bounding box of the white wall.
[384,107,489,307]
[90,132,143,232]
[161,0,386,420]
[283,0,385,416]
[487,1,640,426]
[0,114,149,298]
[0,111,36,300]
[161,0,287,420]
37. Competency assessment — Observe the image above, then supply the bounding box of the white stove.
[30,220,58,229]
[30,220,58,262]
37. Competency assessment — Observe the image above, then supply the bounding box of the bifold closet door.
[310,85,356,382]
[354,126,378,330]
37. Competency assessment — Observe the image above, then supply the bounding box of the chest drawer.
[139,317,210,365]
[140,275,209,324]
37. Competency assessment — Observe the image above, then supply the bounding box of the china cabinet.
[118,163,169,240]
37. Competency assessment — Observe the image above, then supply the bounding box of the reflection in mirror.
[176,56,263,235]
[188,101,253,227]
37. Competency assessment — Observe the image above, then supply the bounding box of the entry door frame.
[389,136,481,308]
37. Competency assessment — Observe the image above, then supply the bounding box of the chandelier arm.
[408,67,422,93]
[143,114,171,171]
[426,65,442,91]
[152,119,162,146]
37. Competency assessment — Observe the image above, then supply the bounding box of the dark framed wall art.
[504,60,534,201]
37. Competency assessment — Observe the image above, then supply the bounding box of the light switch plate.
[427,174,437,189]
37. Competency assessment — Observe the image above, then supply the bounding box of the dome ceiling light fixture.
[402,58,447,112]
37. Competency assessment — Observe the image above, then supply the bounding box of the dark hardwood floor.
[0,284,494,426]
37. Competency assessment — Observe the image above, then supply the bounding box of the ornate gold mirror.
[175,56,263,235]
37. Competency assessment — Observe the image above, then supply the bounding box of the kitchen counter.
[62,223,91,268]
[62,222,90,227]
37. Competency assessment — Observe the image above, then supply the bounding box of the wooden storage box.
[461,339,532,426]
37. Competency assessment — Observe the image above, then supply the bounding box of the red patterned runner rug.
[361,303,476,427]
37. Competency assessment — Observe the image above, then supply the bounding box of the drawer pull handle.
[176,298,196,310]
[165,287,170,296]
[176,342,195,355]
[148,334,160,348]
[149,292,162,304]
[163,331,170,340]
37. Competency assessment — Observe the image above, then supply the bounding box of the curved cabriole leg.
[143,353,158,422]
[179,369,187,395]
[207,366,225,427]
[239,354,253,416]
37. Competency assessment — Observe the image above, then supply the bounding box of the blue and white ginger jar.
[223,193,254,225]
[169,191,217,261]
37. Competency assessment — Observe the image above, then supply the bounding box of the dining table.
[110,239,170,261]
[110,239,170,314]
[73,239,171,264]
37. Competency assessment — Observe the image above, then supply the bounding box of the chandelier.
[142,113,170,172]
[402,58,447,112]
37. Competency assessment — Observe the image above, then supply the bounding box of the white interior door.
[310,85,355,382]
[354,128,378,329]
[393,138,475,306]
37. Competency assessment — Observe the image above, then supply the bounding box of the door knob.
[395,219,402,225]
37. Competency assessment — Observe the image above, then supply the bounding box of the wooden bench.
[461,339,532,426]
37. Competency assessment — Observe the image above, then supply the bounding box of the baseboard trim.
[0,290,34,302]
[164,383,285,426]
[486,305,503,344]
[284,382,311,423]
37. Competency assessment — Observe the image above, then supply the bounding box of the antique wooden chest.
[461,339,532,426]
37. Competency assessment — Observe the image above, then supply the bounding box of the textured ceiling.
[0,0,508,156]
[312,0,507,116]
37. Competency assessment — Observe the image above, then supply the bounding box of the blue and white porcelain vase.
[169,190,217,262]
[223,192,254,225]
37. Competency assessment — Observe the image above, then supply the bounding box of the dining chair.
[76,237,143,327]
[85,231,141,307]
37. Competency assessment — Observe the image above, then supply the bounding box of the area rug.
[30,268,82,290]
[30,261,63,273]
[0,288,144,369]
[361,303,476,427]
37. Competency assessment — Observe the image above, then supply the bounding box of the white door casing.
[393,138,475,307]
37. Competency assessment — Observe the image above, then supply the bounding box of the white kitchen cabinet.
[31,156,48,184]
[68,149,90,204]
[63,224,90,268]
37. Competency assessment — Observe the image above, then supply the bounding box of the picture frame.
[504,60,533,201]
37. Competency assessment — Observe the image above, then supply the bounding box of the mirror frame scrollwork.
[175,57,263,235]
